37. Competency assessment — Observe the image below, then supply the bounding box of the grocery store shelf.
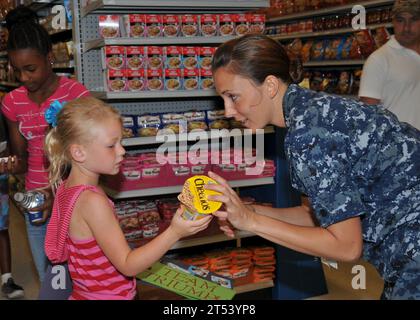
[103,177,275,199]
[303,59,365,67]
[235,280,274,294]
[27,0,58,12]
[122,126,275,147]
[53,61,75,69]
[92,89,218,100]
[171,229,255,250]
[83,36,236,53]
[0,81,20,88]
[268,0,394,23]
[82,0,270,17]
[271,22,393,41]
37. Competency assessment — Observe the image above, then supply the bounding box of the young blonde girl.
[44,97,212,300]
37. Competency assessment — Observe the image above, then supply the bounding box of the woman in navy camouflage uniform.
[206,34,419,300]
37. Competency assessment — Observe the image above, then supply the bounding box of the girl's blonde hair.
[45,96,121,188]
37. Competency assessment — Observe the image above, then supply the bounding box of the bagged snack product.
[206,109,230,130]
[184,111,208,132]
[200,69,214,90]
[182,68,199,90]
[351,69,362,95]
[127,69,145,91]
[309,71,323,91]
[286,38,303,61]
[324,38,343,60]
[99,15,120,38]
[234,14,250,36]
[182,46,199,69]
[321,71,339,93]
[105,46,125,70]
[181,14,199,37]
[165,69,182,91]
[146,69,163,91]
[354,30,376,58]
[178,175,222,220]
[126,46,145,70]
[164,46,182,69]
[121,115,136,138]
[310,40,326,61]
[163,14,180,37]
[336,71,353,95]
[199,47,216,70]
[145,14,162,38]
[107,69,127,92]
[124,14,146,37]
[249,14,265,34]
[373,27,390,49]
[147,46,163,69]
[200,14,218,37]
[218,14,235,36]
[301,40,313,62]
[137,114,161,137]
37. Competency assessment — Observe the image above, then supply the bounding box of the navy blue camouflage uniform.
[282,84,420,300]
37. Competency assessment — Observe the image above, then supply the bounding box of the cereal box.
[181,14,199,37]
[126,46,145,70]
[124,14,146,37]
[146,69,163,91]
[200,69,214,90]
[107,69,127,92]
[165,69,182,91]
[218,14,235,36]
[164,46,182,69]
[99,15,120,38]
[182,46,199,70]
[145,14,163,38]
[127,69,145,92]
[182,68,199,90]
[199,47,216,70]
[234,14,250,36]
[105,46,125,70]
[200,14,218,37]
[163,14,180,37]
[147,46,163,70]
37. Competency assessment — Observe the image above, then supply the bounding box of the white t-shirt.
[359,35,420,129]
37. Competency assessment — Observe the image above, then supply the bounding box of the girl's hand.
[169,205,213,239]
[0,156,17,174]
[206,171,257,234]
[31,188,53,225]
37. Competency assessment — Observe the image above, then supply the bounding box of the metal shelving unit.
[271,22,393,41]
[102,177,275,199]
[268,0,394,23]
[303,59,366,67]
[91,89,218,100]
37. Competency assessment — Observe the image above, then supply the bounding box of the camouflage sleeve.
[291,131,367,228]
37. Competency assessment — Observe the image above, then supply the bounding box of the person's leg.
[24,214,49,283]
[0,190,24,299]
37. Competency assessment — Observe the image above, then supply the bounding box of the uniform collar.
[282,83,300,128]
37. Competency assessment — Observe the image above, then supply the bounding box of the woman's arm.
[75,191,212,277]
[207,171,363,262]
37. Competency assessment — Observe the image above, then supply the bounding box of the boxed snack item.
[165,69,182,91]
[145,14,163,37]
[182,47,199,70]
[199,47,216,70]
[127,69,145,91]
[105,46,125,70]
[121,115,136,138]
[234,14,250,36]
[181,14,199,37]
[126,46,145,70]
[162,14,180,37]
[124,14,146,37]
[99,15,120,38]
[199,69,214,90]
[249,14,266,34]
[182,68,199,90]
[218,14,235,36]
[146,69,163,91]
[200,14,218,37]
[107,69,127,92]
[142,223,160,238]
[167,152,191,185]
[136,114,161,137]
[140,157,165,180]
[178,175,222,220]
[184,111,208,132]
[147,46,163,69]
[206,109,230,130]
[160,113,187,134]
[165,46,183,69]
[118,209,140,232]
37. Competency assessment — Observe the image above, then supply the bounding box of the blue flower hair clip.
[45,100,66,127]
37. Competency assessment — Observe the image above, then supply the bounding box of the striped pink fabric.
[1,77,89,190]
[45,182,136,300]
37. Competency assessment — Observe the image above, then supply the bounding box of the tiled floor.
[2,203,383,300]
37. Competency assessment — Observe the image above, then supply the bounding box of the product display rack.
[72,0,283,299]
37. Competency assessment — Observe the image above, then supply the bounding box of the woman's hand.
[0,156,18,174]
[169,205,213,239]
[30,188,53,225]
[206,171,257,235]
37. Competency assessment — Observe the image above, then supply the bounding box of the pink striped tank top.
[45,183,136,300]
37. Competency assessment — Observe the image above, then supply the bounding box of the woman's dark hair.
[5,5,52,56]
[212,34,302,85]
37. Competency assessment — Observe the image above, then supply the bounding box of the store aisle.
[1,204,39,300]
[1,202,383,300]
